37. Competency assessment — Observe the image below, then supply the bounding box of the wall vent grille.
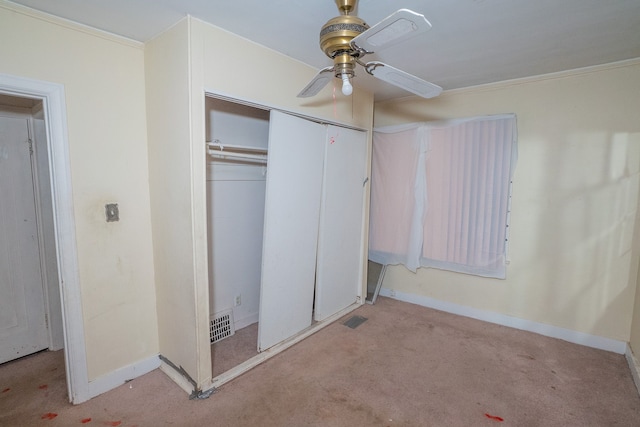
[210,310,235,344]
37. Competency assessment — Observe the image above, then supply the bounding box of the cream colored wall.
[0,4,158,380]
[147,16,376,394]
[144,19,203,389]
[374,61,640,342]
[631,240,640,353]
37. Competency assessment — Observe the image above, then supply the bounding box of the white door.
[0,115,48,364]
[257,111,325,351]
[314,126,368,321]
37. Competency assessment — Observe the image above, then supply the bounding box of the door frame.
[0,73,87,403]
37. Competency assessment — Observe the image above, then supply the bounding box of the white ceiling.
[8,0,640,101]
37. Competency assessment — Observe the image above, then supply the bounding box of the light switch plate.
[105,203,119,222]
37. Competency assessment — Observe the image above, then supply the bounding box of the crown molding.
[377,57,640,105]
[2,1,143,49]
[446,57,640,97]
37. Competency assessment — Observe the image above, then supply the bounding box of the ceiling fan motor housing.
[320,13,368,77]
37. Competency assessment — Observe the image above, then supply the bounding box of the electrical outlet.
[234,295,241,307]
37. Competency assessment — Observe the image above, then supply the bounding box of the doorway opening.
[0,74,85,403]
[0,93,65,391]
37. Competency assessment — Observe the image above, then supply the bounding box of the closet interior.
[206,97,267,376]
[205,95,369,379]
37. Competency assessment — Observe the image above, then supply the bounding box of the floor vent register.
[210,309,235,344]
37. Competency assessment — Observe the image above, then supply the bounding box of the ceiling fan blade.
[366,62,442,99]
[297,66,335,98]
[351,9,432,53]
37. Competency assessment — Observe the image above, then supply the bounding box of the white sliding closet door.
[258,111,325,351]
[314,126,368,321]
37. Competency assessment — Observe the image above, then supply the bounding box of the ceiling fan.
[297,0,442,99]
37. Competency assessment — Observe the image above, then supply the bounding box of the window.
[369,114,517,279]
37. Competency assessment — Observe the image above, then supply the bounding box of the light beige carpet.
[211,323,258,377]
[1,297,639,426]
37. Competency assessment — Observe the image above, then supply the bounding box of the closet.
[206,98,268,373]
[206,96,368,372]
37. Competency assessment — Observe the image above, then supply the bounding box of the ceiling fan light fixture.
[333,52,355,95]
[341,73,353,95]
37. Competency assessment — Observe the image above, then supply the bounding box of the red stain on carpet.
[103,422,122,426]
[81,418,92,423]
[39,384,48,390]
[485,413,504,422]
[1,388,10,393]
[41,413,58,420]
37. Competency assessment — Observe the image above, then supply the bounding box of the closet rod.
[207,149,268,164]
[207,141,268,154]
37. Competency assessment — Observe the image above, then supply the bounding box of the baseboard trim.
[234,312,259,331]
[379,288,627,354]
[86,354,161,400]
[625,345,640,398]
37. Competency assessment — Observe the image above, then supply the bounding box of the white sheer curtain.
[369,115,517,279]
[368,127,426,271]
